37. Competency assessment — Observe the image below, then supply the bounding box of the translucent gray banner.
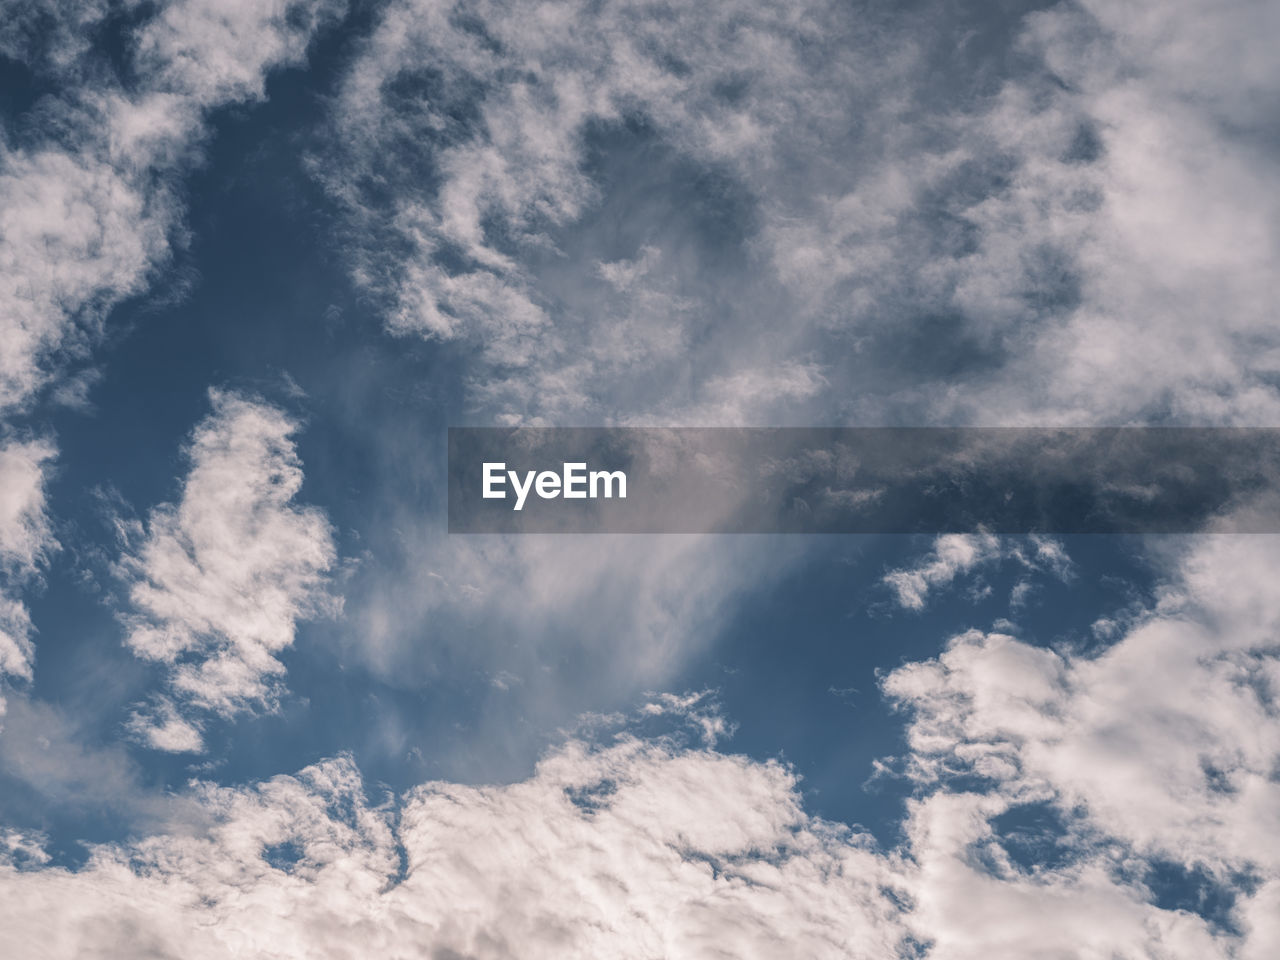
[447,428,1280,533]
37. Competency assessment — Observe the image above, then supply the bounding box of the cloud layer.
[319,0,1280,427]
[3,0,1278,956]
[883,533,1280,957]
[9,524,1280,960]
[0,722,911,959]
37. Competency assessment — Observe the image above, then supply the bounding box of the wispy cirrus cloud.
[118,389,338,751]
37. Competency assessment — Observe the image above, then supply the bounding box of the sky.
[1,0,1279,956]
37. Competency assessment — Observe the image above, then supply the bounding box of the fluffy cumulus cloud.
[0,0,342,412]
[8,534,1280,960]
[0,726,912,959]
[118,390,338,751]
[882,533,1280,958]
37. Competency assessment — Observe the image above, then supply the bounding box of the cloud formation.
[318,0,900,425]
[4,2,1278,956]
[0,0,342,412]
[0,725,911,959]
[320,0,1280,427]
[119,390,338,751]
[0,437,56,686]
[883,534,1071,611]
[883,533,1280,957]
[9,543,1280,960]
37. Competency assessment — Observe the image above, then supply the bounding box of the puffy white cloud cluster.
[119,390,338,751]
[883,533,1280,957]
[0,730,910,959]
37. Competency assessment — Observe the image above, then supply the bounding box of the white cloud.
[124,695,204,754]
[898,789,1234,960]
[0,0,115,73]
[345,530,810,731]
[119,389,338,750]
[0,438,56,684]
[882,532,1280,956]
[0,0,343,715]
[1,828,50,867]
[638,689,734,747]
[5,624,1279,959]
[0,0,342,412]
[0,733,911,959]
[882,534,1069,611]
[787,0,1280,426]
[2,4,1273,952]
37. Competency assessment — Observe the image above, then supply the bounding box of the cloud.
[882,534,1070,611]
[0,0,342,413]
[316,0,1276,428]
[882,532,1280,956]
[2,3,1276,954]
[776,0,1280,426]
[0,0,344,721]
[0,692,195,828]
[0,0,114,74]
[309,0,1274,795]
[118,389,338,750]
[123,695,204,754]
[0,730,911,959]
[0,438,56,685]
[316,0,911,426]
[4,629,1278,959]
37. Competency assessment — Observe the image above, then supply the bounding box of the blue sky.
[2,0,1280,957]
